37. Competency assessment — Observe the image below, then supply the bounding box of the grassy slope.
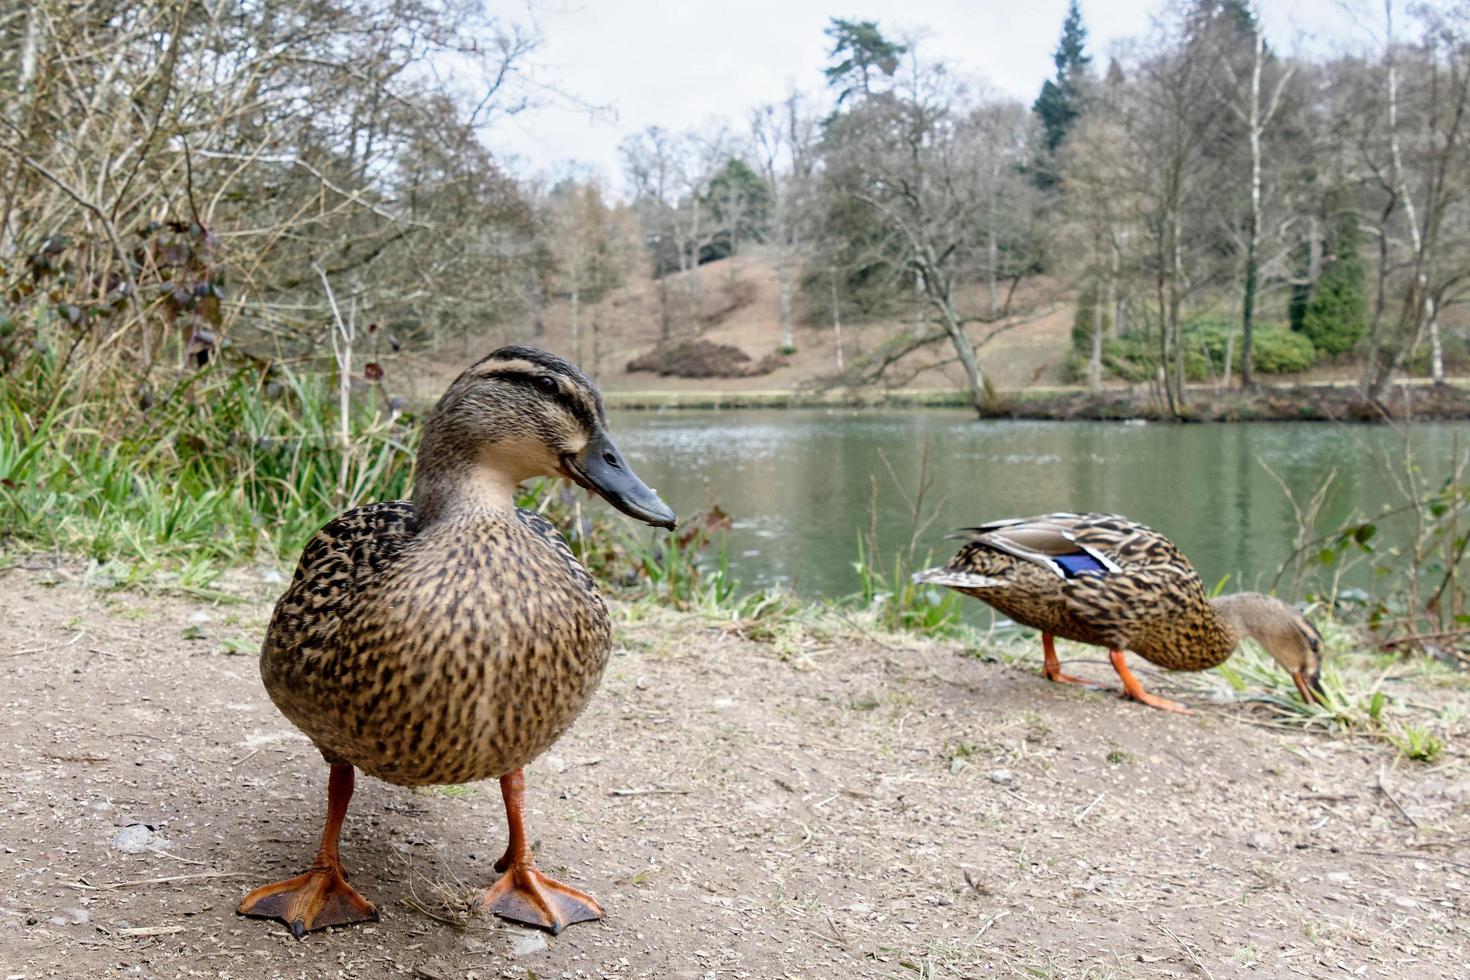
[401,247,1465,406]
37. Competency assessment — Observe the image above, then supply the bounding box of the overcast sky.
[488,0,1370,193]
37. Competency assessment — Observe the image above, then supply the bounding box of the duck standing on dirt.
[238,346,676,937]
[914,512,1324,713]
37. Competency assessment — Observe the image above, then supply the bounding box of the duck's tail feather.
[911,567,1006,589]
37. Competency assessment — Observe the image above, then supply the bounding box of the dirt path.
[2,568,1467,978]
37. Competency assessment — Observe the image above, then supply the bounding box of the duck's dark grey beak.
[563,431,676,530]
[1291,668,1324,706]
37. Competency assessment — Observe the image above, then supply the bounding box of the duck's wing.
[1056,515,1207,633]
[937,513,1124,580]
[265,500,421,658]
[914,512,1110,591]
[920,512,1204,633]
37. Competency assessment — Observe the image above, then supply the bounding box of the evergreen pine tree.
[1032,0,1092,186]
[823,19,907,105]
[1302,218,1368,356]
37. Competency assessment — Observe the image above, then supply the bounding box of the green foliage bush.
[1247,327,1318,373]
[1302,220,1369,355]
[1099,316,1317,382]
[1070,285,1109,353]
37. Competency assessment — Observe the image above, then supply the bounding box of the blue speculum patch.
[1054,553,1108,578]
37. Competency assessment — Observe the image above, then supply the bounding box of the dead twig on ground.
[1073,793,1105,827]
[609,787,690,796]
[60,870,248,890]
[2,631,88,658]
[1376,767,1420,828]
[1160,923,1217,980]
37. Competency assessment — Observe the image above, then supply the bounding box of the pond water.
[607,409,1467,600]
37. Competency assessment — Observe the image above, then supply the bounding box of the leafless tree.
[751,90,819,353]
[0,0,545,383]
[821,52,1036,413]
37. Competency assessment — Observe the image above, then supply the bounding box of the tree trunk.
[0,5,40,258]
[941,302,994,416]
[1241,252,1258,389]
[1222,328,1235,390]
[686,212,702,332]
[1240,17,1266,389]
[658,271,671,341]
[1428,296,1444,384]
[590,316,601,383]
[1368,0,1428,401]
[1088,280,1103,393]
[1359,217,1393,393]
[1108,239,1122,339]
[987,174,1000,321]
[776,249,795,352]
[830,273,844,371]
[1170,210,1187,412]
[921,263,996,415]
[1307,215,1323,286]
[1371,280,1425,401]
[1156,234,1178,418]
[569,284,580,367]
[912,270,924,337]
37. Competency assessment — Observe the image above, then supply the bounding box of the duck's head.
[1212,593,1325,705]
[414,345,676,529]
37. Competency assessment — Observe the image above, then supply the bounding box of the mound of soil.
[626,338,786,379]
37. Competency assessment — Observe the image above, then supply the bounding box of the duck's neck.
[411,428,521,525]
[1207,592,1283,660]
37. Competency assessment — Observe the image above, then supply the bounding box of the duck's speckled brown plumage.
[948,513,1232,670]
[238,345,676,938]
[260,501,609,786]
[927,512,1320,673]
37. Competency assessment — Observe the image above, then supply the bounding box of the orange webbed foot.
[237,862,378,938]
[1108,649,1193,714]
[481,861,604,934]
[1042,664,1109,689]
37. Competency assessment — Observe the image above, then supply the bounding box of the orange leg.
[481,769,603,934]
[238,763,378,938]
[1108,650,1192,714]
[1041,634,1105,689]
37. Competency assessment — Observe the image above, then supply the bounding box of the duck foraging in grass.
[238,346,676,938]
[913,512,1324,713]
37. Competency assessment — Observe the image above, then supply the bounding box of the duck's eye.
[534,376,558,395]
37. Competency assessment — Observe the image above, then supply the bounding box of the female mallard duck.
[237,346,675,937]
[914,512,1324,713]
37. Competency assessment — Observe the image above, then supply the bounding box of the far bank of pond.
[608,408,1468,600]
[604,380,1470,421]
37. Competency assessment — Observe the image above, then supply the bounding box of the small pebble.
[988,769,1015,786]
[112,824,169,854]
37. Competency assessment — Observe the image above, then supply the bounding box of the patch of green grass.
[1,356,414,577]
[1211,635,1388,730]
[1106,744,1133,765]
[1389,724,1444,763]
[1208,628,1458,759]
[621,867,656,887]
